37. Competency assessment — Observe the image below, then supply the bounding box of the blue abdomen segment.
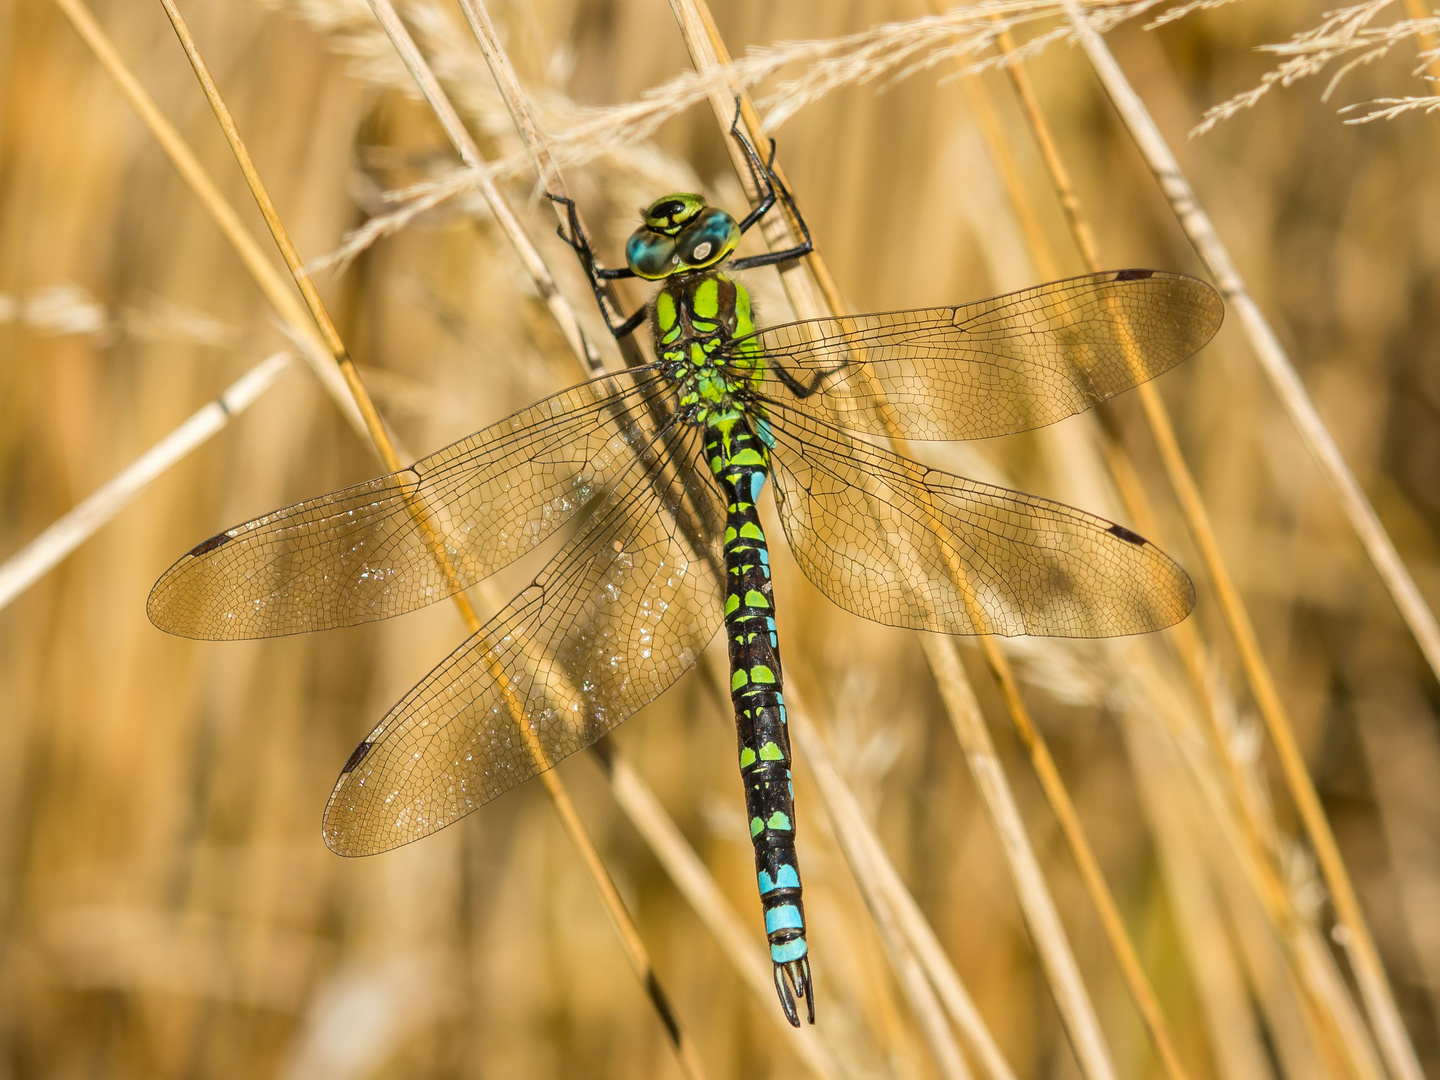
[703,416,814,1027]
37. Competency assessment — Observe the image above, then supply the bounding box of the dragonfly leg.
[766,360,838,400]
[726,99,814,271]
[547,192,648,340]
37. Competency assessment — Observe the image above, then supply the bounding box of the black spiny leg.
[547,193,649,340]
[723,100,814,272]
[767,360,836,401]
[717,101,839,396]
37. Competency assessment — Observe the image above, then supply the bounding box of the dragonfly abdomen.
[703,417,814,1027]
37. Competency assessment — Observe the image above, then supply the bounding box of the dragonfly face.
[625,193,742,280]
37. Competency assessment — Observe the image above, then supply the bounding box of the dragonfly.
[147,114,1223,1028]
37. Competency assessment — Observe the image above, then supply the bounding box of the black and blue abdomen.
[702,416,812,1026]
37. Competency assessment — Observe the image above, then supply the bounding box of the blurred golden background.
[2,1,1439,1077]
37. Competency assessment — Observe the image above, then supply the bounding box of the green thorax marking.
[653,269,765,439]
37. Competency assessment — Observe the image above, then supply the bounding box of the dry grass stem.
[0,352,291,612]
[772,716,979,1080]
[787,702,1018,1080]
[50,0,370,443]
[921,637,1119,1080]
[1064,9,1428,1078]
[957,56,1193,1080]
[361,0,599,372]
[450,0,648,371]
[1058,411,1388,1080]
[160,0,402,472]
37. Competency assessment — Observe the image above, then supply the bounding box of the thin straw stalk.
[0,352,291,613]
[1059,10,1425,1079]
[785,699,1019,1080]
[450,0,648,368]
[50,0,370,445]
[988,22,1388,1077]
[360,0,600,374]
[365,0,830,1060]
[970,32,1371,1071]
[953,63,1193,1080]
[761,673,974,1080]
[156,6,705,1076]
[667,7,1120,1080]
[1052,388,1386,1080]
[159,0,398,470]
[798,746,978,1080]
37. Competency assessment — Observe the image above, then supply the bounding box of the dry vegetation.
[2,0,1440,1077]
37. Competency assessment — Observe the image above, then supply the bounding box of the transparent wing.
[147,367,677,640]
[322,422,726,856]
[741,271,1222,441]
[766,402,1194,637]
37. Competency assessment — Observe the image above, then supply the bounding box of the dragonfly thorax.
[654,270,766,436]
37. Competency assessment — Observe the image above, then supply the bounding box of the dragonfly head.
[626,193,741,280]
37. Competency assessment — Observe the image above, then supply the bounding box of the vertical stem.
[1069,7,1440,689]
[786,698,1019,1080]
[51,0,370,445]
[1057,9,1423,1080]
[958,62,1194,1080]
[159,0,399,471]
[361,0,602,374]
[451,0,649,371]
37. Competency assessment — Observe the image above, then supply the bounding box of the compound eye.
[677,208,740,268]
[625,228,678,280]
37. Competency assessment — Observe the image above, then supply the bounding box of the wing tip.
[320,824,372,859]
[145,575,196,639]
[1107,267,1226,348]
[1145,542,1197,633]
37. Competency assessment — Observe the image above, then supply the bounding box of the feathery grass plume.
[312,0,1220,270]
[1192,0,1440,134]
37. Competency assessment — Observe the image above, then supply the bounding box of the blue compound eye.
[625,228,678,280]
[677,208,740,268]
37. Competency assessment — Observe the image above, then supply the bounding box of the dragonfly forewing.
[746,270,1222,442]
[147,368,672,640]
